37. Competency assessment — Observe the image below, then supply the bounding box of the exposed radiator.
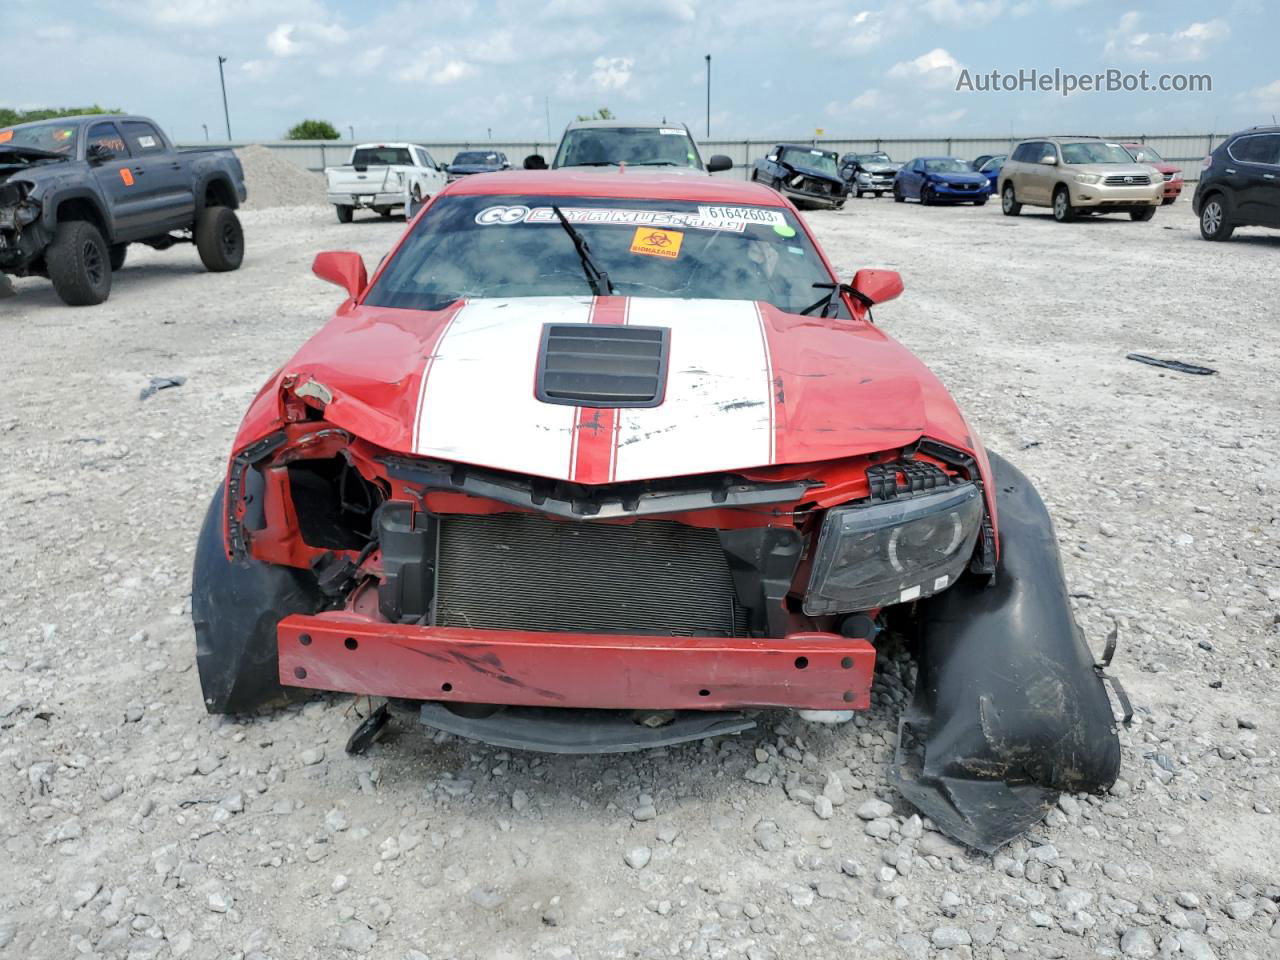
[434,512,743,636]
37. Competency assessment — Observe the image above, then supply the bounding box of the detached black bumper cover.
[889,452,1122,852]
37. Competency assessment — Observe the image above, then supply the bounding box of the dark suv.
[1194,126,1280,241]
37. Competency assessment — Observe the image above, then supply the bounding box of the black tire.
[335,204,354,224]
[873,191,882,198]
[1161,197,1176,206]
[46,219,112,306]
[192,487,322,714]
[921,186,934,206]
[1001,183,1021,216]
[1052,186,1075,223]
[195,206,244,272]
[1199,193,1234,241]
[893,184,905,203]
[973,196,988,206]
[749,170,758,182]
[109,243,128,272]
[1129,206,1156,222]
[377,206,394,219]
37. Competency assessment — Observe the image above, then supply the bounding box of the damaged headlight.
[803,484,982,616]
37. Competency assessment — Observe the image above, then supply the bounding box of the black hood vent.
[536,323,669,408]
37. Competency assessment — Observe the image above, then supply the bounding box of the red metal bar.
[278,614,876,711]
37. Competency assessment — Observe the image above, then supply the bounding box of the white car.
[324,143,448,223]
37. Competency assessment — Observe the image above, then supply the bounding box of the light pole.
[202,123,209,142]
[705,54,711,138]
[349,125,355,141]
[217,56,231,140]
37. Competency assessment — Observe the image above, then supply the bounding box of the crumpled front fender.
[889,451,1121,852]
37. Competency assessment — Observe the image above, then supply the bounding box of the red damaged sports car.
[194,171,1122,850]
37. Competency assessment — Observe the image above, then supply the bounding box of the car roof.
[444,169,787,205]
[777,143,835,151]
[564,120,689,132]
[6,114,150,129]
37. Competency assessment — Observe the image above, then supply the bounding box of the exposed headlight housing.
[1073,173,1101,185]
[802,484,983,616]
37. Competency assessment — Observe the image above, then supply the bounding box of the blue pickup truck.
[0,114,246,305]
[751,144,848,209]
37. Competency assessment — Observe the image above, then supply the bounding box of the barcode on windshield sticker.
[474,205,747,232]
[659,128,684,135]
[697,206,786,227]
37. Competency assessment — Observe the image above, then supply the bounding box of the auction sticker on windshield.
[473,205,752,233]
[629,227,683,259]
[697,206,786,227]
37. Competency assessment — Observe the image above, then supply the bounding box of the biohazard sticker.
[629,227,683,259]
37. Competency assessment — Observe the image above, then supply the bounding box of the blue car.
[975,154,1006,195]
[893,157,990,205]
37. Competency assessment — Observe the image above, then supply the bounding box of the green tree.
[0,105,122,126]
[285,119,341,140]
[575,107,615,122]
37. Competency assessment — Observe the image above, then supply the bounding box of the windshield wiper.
[629,160,680,167]
[801,282,865,318]
[564,161,620,167]
[552,205,615,297]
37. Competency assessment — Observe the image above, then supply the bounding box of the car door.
[901,159,922,197]
[86,121,146,240]
[1025,141,1057,204]
[1227,133,1280,225]
[416,148,448,196]
[118,120,196,234]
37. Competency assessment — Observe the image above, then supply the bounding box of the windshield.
[554,128,702,169]
[1125,144,1164,163]
[364,194,843,316]
[783,149,838,175]
[924,158,971,173]
[454,151,501,165]
[1,121,79,155]
[353,146,412,166]
[1060,141,1134,164]
[859,153,892,164]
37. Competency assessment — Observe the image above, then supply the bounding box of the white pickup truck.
[324,143,448,223]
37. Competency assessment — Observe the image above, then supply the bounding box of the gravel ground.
[236,146,327,211]
[1,198,1278,960]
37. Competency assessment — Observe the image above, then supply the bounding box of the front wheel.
[1199,195,1234,240]
[335,204,354,224]
[921,186,934,206]
[195,206,244,272]
[46,219,112,306]
[1001,184,1021,216]
[893,184,905,203]
[873,191,883,198]
[1129,206,1156,222]
[109,243,128,272]
[1052,187,1075,223]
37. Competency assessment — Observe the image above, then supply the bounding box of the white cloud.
[589,56,634,92]
[395,49,476,86]
[1103,12,1229,62]
[887,48,965,88]
[266,24,299,56]
[838,10,895,53]
[1239,78,1280,113]
[825,89,883,115]
[922,0,1006,25]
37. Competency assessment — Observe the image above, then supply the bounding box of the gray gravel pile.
[0,200,1277,959]
[235,144,326,210]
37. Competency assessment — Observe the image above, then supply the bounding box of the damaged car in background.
[0,114,246,305]
[752,144,848,209]
[193,170,1125,852]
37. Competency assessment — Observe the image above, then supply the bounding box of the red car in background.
[1122,142,1183,204]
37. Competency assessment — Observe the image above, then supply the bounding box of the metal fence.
[182,133,1226,182]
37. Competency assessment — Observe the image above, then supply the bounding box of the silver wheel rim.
[1002,188,1013,211]
[1055,192,1067,218]
[1203,202,1221,234]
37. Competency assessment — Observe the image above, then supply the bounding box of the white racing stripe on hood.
[612,298,773,482]
[413,297,589,477]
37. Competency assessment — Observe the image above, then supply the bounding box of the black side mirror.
[87,144,114,165]
[523,154,548,170]
[706,154,732,173]
[440,163,449,172]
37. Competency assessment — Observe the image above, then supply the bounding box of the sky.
[3,0,1276,143]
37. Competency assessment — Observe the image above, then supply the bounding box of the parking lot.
[2,194,1278,959]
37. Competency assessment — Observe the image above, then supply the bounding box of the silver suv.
[999,137,1163,222]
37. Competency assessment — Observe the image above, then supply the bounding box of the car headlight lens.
[1073,173,1101,185]
[857,172,872,182]
[802,484,983,616]
[790,175,805,188]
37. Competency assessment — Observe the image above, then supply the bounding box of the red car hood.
[260,295,972,482]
